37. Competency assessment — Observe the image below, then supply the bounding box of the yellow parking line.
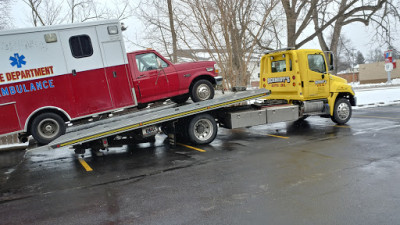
[78,158,93,172]
[267,134,289,139]
[354,115,400,120]
[177,143,206,152]
[333,125,351,128]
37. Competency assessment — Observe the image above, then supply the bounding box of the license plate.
[142,125,158,137]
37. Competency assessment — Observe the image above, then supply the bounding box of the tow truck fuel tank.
[221,104,299,129]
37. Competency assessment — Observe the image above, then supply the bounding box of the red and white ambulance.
[0,20,221,144]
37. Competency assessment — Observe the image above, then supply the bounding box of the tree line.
[2,0,400,87]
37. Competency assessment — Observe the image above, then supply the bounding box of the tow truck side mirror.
[326,52,334,71]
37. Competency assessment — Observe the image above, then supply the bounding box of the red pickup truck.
[0,20,222,144]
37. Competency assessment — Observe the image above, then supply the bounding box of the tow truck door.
[306,53,329,98]
[59,27,113,116]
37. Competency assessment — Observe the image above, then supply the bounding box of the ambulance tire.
[191,80,214,102]
[31,113,66,145]
[187,114,217,145]
[331,98,352,125]
[171,94,189,104]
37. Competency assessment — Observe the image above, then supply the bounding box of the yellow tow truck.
[259,48,356,124]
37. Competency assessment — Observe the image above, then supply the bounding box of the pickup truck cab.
[128,50,222,104]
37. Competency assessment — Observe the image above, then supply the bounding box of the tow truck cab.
[259,48,356,124]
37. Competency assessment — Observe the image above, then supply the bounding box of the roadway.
[1,105,400,224]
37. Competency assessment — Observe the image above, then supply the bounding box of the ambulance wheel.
[171,94,189,104]
[191,80,214,102]
[31,113,66,145]
[187,114,217,145]
[331,98,352,125]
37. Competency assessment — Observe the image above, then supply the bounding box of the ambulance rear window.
[69,35,93,58]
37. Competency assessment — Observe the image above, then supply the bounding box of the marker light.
[107,25,119,35]
[44,33,57,43]
[292,75,296,80]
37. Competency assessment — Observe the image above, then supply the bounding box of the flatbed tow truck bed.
[39,89,269,152]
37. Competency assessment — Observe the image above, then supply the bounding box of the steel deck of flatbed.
[47,89,269,149]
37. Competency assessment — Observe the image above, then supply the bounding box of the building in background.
[358,61,399,84]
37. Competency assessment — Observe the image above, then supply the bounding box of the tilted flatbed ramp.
[49,89,269,149]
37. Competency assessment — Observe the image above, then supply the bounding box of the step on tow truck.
[34,48,355,155]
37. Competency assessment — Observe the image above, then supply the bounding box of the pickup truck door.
[306,54,329,98]
[133,53,178,102]
[59,28,113,116]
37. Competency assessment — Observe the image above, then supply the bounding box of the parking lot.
[1,105,400,225]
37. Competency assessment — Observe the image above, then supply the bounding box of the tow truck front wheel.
[331,98,352,125]
[191,80,214,102]
[187,114,217,145]
[31,113,66,145]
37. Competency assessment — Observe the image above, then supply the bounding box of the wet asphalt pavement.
[1,105,400,225]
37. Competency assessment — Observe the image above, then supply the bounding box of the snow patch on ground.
[0,143,29,151]
[350,78,400,89]
[353,84,400,109]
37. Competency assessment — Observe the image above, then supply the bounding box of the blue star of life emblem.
[9,53,27,68]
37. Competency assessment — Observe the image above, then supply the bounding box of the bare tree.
[312,0,386,73]
[136,0,279,87]
[368,0,400,48]
[367,48,385,62]
[0,0,13,30]
[167,0,178,63]
[23,0,134,26]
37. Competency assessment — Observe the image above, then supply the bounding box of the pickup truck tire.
[191,80,214,102]
[331,98,352,125]
[31,112,66,145]
[187,113,217,145]
[171,94,189,104]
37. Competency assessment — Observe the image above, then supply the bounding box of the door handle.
[72,69,77,76]
[309,80,314,82]
[113,71,117,78]
[137,74,146,79]
[321,74,325,79]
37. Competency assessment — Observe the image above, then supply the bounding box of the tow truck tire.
[31,112,66,145]
[331,98,352,125]
[187,114,217,145]
[191,80,214,102]
[171,94,190,104]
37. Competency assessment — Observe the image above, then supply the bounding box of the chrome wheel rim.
[196,84,211,100]
[337,102,350,121]
[194,119,213,141]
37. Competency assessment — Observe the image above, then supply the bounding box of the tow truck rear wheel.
[31,112,66,145]
[191,80,214,102]
[331,98,352,125]
[187,113,217,145]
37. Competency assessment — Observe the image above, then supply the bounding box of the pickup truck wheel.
[187,114,217,145]
[331,98,352,125]
[171,94,189,104]
[31,113,66,145]
[191,80,214,102]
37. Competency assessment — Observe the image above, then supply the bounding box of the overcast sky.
[9,1,399,58]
